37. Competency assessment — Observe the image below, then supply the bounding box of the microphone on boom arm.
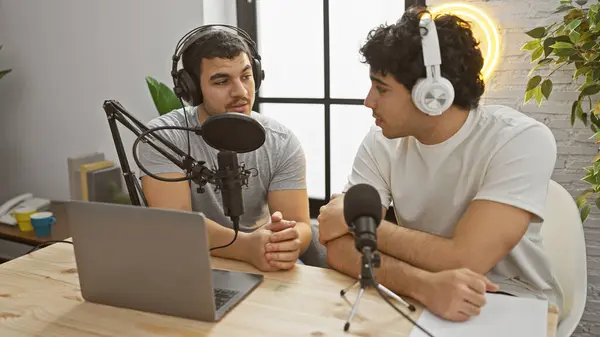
[102,100,265,251]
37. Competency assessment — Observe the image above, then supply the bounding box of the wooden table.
[0,202,70,246]
[0,240,558,336]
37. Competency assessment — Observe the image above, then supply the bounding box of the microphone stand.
[102,100,215,207]
[340,247,434,337]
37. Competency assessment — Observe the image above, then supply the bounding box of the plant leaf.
[590,131,600,141]
[529,58,553,76]
[579,187,594,199]
[579,31,593,42]
[543,38,557,57]
[0,69,11,81]
[541,79,553,99]
[526,75,542,91]
[534,87,544,106]
[567,18,583,31]
[575,66,591,79]
[582,41,597,51]
[525,88,535,103]
[553,48,577,57]
[572,100,580,125]
[594,161,600,175]
[581,83,600,96]
[525,27,546,39]
[522,40,542,51]
[569,54,585,62]
[555,4,576,13]
[556,56,570,65]
[145,76,183,115]
[591,110,600,127]
[594,102,600,115]
[569,30,581,43]
[551,41,575,49]
[581,203,591,222]
[531,46,545,62]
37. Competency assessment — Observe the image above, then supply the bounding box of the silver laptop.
[64,200,263,321]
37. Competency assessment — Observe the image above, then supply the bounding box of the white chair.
[540,180,588,337]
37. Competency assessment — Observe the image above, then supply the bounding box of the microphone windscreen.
[201,113,266,153]
[343,183,382,227]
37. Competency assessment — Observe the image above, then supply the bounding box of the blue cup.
[30,212,56,237]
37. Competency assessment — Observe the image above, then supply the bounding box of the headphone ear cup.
[411,78,428,114]
[411,77,454,116]
[252,58,264,91]
[436,77,455,112]
[174,69,201,106]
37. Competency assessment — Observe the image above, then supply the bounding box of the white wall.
[0,0,236,202]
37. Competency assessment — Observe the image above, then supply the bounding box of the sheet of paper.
[408,293,548,337]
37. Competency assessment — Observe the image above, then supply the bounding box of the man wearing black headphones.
[318,7,564,323]
[138,26,313,271]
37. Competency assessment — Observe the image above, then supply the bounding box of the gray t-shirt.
[137,107,306,232]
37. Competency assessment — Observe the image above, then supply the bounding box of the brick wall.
[428,0,599,335]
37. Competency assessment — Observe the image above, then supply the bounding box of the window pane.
[260,103,326,200]
[329,0,405,99]
[330,104,375,195]
[257,1,324,98]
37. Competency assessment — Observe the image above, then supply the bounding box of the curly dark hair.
[359,6,485,110]
[182,29,253,79]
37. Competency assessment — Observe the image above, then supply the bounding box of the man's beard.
[202,101,220,117]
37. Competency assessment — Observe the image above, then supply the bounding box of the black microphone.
[343,183,383,254]
[339,183,425,334]
[216,150,246,230]
[199,112,266,153]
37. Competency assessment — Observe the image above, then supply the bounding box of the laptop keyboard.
[214,288,239,310]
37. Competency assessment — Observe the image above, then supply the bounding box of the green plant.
[145,76,183,115]
[522,0,600,222]
[0,45,12,80]
[108,181,131,205]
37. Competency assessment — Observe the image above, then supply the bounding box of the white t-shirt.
[343,104,564,314]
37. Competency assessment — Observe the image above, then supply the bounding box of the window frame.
[236,0,422,219]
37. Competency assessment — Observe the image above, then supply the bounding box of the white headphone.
[411,13,455,116]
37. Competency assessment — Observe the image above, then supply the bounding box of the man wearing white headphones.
[318,6,564,323]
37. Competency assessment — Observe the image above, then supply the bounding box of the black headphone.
[171,24,265,106]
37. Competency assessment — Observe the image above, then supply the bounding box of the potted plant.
[145,76,183,115]
[0,45,11,80]
[522,0,600,221]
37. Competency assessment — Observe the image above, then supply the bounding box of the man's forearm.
[296,221,313,254]
[377,221,464,273]
[206,218,250,262]
[326,234,430,304]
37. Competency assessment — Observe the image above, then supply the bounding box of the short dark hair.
[182,29,253,79]
[359,6,485,110]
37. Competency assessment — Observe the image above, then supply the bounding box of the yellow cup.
[12,207,36,232]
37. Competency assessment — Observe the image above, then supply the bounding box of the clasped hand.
[317,193,350,245]
[246,211,302,271]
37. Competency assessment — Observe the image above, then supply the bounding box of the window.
[237,0,419,217]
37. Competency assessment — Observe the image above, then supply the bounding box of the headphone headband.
[418,14,442,73]
[171,24,261,78]
[410,11,455,116]
[171,24,264,106]
[173,24,260,63]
